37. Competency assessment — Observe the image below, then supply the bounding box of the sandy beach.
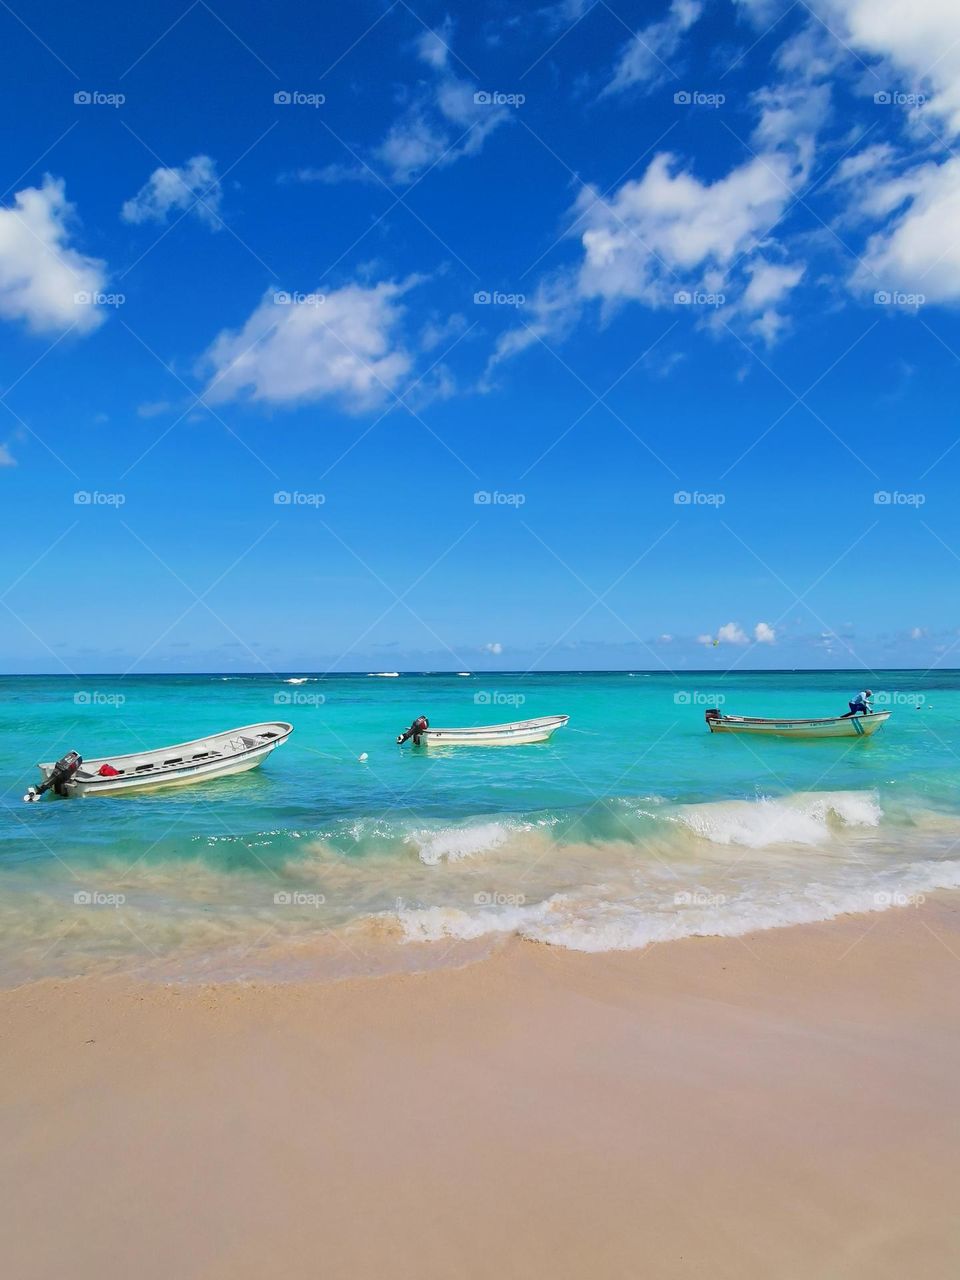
[3,897,959,1280]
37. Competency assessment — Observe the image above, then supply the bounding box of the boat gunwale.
[38,721,294,779]
[709,711,890,728]
[422,714,569,736]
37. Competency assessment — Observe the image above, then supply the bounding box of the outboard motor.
[24,751,82,803]
[397,716,429,746]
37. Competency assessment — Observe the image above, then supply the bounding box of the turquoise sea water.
[2,670,960,984]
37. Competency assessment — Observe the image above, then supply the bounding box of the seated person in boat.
[844,689,873,717]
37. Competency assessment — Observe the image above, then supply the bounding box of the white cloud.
[717,622,749,645]
[489,138,812,369]
[416,20,453,70]
[831,142,898,191]
[575,150,799,309]
[817,0,960,137]
[910,626,925,640]
[0,177,106,335]
[486,270,583,371]
[754,621,776,644]
[137,400,172,418]
[603,0,703,96]
[283,163,378,187]
[483,641,503,655]
[0,443,15,466]
[121,155,222,229]
[853,157,960,300]
[751,81,830,178]
[314,32,510,187]
[375,76,510,184]
[699,623,749,645]
[202,280,416,413]
[740,259,805,344]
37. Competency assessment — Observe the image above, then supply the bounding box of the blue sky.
[1,0,959,673]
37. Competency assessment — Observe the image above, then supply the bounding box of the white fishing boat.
[705,709,890,739]
[24,722,293,800]
[399,714,569,746]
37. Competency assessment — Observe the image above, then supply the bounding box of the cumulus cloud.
[202,280,416,413]
[491,145,803,369]
[717,622,749,645]
[0,176,106,335]
[0,443,15,466]
[816,0,960,138]
[121,155,222,229]
[603,0,703,96]
[483,641,503,655]
[700,620,775,645]
[853,157,960,300]
[699,623,749,646]
[576,152,798,308]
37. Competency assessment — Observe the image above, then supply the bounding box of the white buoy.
[358,752,368,762]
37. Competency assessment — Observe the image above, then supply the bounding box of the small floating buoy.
[358,752,368,762]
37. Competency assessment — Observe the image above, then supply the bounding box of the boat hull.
[706,712,890,739]
[419,715,569,746]
[37,722,293,797]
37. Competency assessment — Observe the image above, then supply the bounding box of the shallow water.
[2,670,958,983]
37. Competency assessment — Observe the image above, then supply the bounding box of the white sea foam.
[397,859,960,951]
[408,821,515,865]
[673,790,881,849]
